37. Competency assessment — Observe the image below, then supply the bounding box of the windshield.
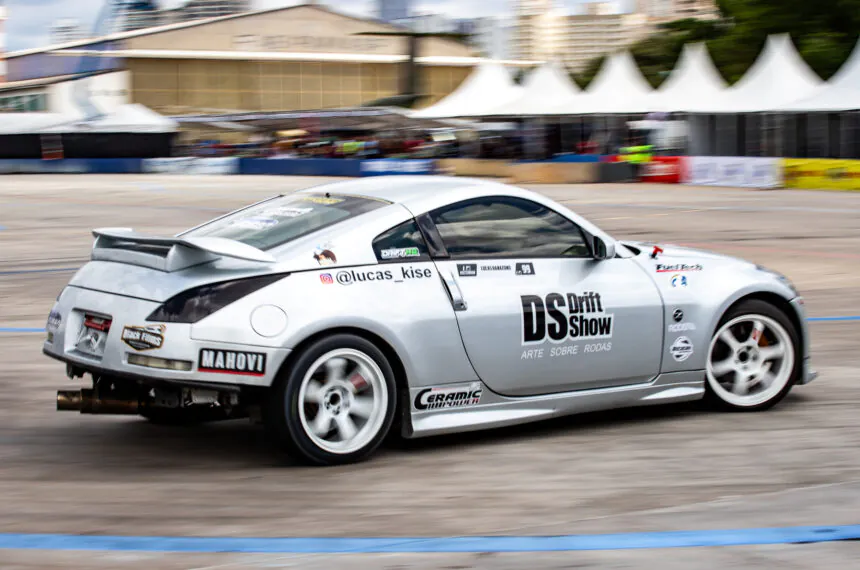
[184,193,387,251]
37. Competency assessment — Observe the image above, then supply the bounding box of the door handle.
[440,270,467,311]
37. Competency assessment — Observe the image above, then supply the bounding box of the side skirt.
[403,371,705,439]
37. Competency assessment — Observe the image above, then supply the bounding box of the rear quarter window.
[372,220,430,263]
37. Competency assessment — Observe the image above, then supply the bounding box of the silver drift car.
[45,177,816,465]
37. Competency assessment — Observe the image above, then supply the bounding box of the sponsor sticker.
[668,322,696,333]
[269,206,313,218]
[480,264,511,272]
[521,292,613,345]
[414,382,483,411]
[320,273,334,284]
[233,216,278,230]
[199,349,266,376]
[457,263,477,277]
[302,196,343,205]
[515,262,535,276]
[670,336,694,362]
[656,263,703,273]
[335,266,433,285]
[313,247,337,266]
[670,274,688,288]
[121,324,165,351]
[46,310,62,331]
[380,247,420,260]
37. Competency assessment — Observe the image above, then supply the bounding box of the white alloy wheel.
[706,313,795,408]
[297,348,388,455]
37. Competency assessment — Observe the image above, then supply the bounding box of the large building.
[171,0,250,23]
[1,4,522,116]
[512,0,565,62]
[119,1,163,32]
[647,0,719,22]
[378,0,410,23]
[50,19,87,45]
[563,3,649,73]
[513,0,719,72]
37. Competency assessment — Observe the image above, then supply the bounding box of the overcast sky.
[4,0,609,52]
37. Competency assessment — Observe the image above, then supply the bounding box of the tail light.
[147,274,286,324]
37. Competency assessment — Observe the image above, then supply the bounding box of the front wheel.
[266,334,397,465]
[705,300,800,411]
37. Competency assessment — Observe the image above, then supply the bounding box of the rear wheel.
[266,334,396,465]
[705,300,800,411]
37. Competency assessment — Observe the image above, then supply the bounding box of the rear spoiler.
[91,228,275,272]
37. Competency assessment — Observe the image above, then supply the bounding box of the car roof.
[296,176,536,215]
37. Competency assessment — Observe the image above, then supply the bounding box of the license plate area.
[74,313,113,359]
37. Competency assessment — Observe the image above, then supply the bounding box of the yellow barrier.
[435,159,512,178]
[782,159,860,191]
[507,162,598,184]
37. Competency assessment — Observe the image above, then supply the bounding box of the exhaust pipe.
[56,389,140,415]
[57,390,83,411]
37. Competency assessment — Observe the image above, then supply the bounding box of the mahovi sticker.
[414,382,482,411]
[670,336,694,362]
[121,325,165,351]
[198,349,267,376]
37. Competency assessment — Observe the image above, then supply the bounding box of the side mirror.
[592,236,616,260]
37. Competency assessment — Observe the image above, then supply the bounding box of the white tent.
[0,104,178,135]
[43,104,178,133]
[553,51,653,114]
[484,60,581,116]
[648,42,727,113]
[411,61,522,119]
[690,34,822,113]
[779,38,860,112]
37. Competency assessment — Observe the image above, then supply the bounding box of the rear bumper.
[43,285,289,388]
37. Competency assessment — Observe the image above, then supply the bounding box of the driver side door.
[427,195,664,397]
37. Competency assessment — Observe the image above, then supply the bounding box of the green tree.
[575,0,859,88]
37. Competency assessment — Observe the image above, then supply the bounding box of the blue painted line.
[1,525,859,553]
[0,327,45,333]
[0,267,78,276]
[807,316,860,322]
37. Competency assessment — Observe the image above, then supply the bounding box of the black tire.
[265,334,397,466]
[704,299,801,411]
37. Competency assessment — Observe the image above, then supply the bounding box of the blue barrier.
[239,158,363,177]
[360,159,437,176]
[547,154,602,163]
[0,158,143,174]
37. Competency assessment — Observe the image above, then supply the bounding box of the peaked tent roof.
[411,61,522,119]
[689,34,822,113]
[648,42,727,113]
[483,60,581,116]
[779,37,860,111]
[553,51,653,114]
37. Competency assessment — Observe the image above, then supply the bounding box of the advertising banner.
[239,158,362,177]
[360,159,436,176]
[0,158,142,174]
[782,159,860,191]
[142,157,239,175]
[640,156,682,184]
[685,156,782,189]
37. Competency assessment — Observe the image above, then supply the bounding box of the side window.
[430,196,590,259]
[372,220,430,263]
